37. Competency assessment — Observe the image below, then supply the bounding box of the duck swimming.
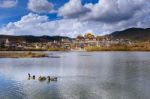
[38,76,46,81]
[27,74,58,82]
[33,75,35,79]
[50,77,57,81]
[47,76,51,82]
[28,73,31,78]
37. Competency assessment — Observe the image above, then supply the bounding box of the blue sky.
[0,0,149,37]
[0,0,98,25]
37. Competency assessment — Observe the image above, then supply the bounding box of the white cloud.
[0,0,17,8]
[27,0,53,13]
[0,13,108,37]
[84,0,148,23]
[0,12,150,37]
[58,0,90,18]
[58,0,150,23]
[0,0,150,37]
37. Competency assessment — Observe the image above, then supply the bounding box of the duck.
[38,76,46,81]
[50,77,58,81]
[47,76,51,82]
[33,75,35,79]
[28,73,31,78]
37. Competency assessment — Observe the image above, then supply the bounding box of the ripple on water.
[0,52,150,99]
[0,75,26,99]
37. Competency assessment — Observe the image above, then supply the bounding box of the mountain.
[1,28,150,43]
[109,28,150,41]
[0,35,71,43]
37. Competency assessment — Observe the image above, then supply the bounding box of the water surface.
[0,52,150,99]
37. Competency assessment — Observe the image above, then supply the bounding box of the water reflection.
[0,74,26,99]
[0,52,150,99]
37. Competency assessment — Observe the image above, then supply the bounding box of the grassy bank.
[0,47,47,51]
[85,45,150,51]
[0,52,49,58]
[0,47,68,51]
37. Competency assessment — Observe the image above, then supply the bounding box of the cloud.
[0,13,49,35]
[58,0,150,23]
[0,0,150,37]
[0,13,108,37]
[1,12,150,37]
[84,0,148,23]
[27,0,53,13]
[58,0,90,18]
[0,0,17,8]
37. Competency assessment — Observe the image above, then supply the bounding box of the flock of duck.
[28,73,58,82]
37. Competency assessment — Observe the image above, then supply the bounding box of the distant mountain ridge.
[1,27,150,43]
[109,28,150,41]
[0,35,71,43]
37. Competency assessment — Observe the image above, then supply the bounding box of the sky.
[0,0,150,37]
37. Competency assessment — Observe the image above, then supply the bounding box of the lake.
[0,52,150,99]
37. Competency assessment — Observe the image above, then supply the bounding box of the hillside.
[1,28,150,43]
[109,28,150,41]
[0,35,71,43]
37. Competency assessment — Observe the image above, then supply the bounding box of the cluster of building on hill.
[0,33,133,51]
[72,33,132,50]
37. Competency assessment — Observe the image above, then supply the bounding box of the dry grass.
[85,43,150,51]
[0,52,49,58]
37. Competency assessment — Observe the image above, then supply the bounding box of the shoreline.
[0,50,150,58]
[1,50,150,52]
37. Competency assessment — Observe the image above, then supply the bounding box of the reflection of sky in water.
[0,52,150,99]
[0,75,26,99]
